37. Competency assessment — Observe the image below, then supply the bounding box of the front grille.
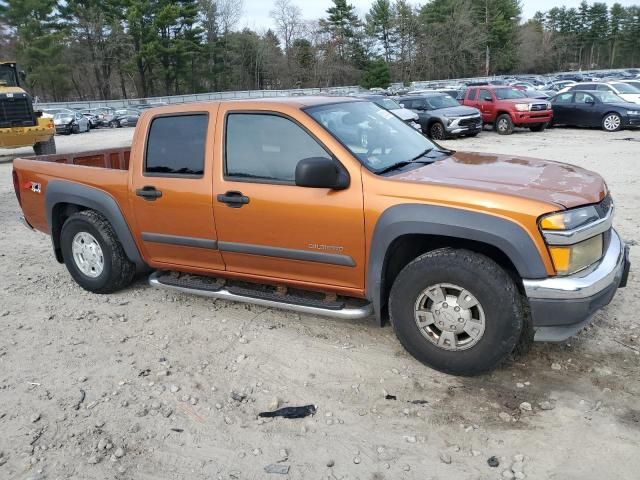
[530,103,548,112]
[459,116,481,127]
[0,94,37,128]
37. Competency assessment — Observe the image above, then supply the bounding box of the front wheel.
[529,123,548,132]
[495,114,514,135]
[602,113,622,132]
[60,210,135,293]
[429,122,445,140]
[389,248,525,376]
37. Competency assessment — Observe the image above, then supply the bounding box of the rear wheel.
[60,210,135,293]
[602,113,622,132]
[33,136,56,155]
[389,248,525,376]
[529,123,548,132]
[495,114,514,135]
[429,122,445,140]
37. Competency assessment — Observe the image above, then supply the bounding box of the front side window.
[145,114,208,176]
[575,92,595,104]
[467,89,477,100]
[307,101,437,173]
[225,113,329,183]
[494,88,526,100]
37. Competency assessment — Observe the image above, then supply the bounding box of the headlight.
[445,117,453,126]
[539,206,600,230]
[548,235,603,275]
[546,102,552,109]
[514,103,530,112]
[627,110,640,115]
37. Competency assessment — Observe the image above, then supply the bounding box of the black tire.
[602,112,622,132]
[33,136,56,155]
[389,248,525,376]
[429,121,445,140]
[72,124,80,134]
[529,123,547,132]
[60,210,135,294]
[495,114,514,135]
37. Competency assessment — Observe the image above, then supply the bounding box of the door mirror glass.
[295,157,349,190]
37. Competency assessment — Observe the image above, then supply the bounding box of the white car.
[559,82,640,104]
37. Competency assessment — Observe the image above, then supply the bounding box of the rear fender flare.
[45,180,145,269]
[366,204,548,324]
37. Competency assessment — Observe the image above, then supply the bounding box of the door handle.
[136,186,162,201]
[217,191,250,208]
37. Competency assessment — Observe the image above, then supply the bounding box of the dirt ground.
[0,126,639,480]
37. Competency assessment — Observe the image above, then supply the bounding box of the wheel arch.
[366,204,548,325]
[45,180,145,269]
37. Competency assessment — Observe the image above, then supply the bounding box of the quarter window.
[145,114,208,176]
[225,113,329,183]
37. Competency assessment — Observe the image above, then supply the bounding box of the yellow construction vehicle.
[1,61,56,155]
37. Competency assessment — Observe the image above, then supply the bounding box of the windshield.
[306,101,437,173]
[612,83,640,94]
[53,113,72,119]
[0,64,19,87]
[494,88,527,100]
[374,97,402,110]
[592,91,625,103]
[425,95,460,109]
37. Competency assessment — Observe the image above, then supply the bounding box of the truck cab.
[462,86,553,135]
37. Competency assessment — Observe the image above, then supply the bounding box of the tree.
[366,0,395,63]
[361,59,390,88]
[270,0,302,56]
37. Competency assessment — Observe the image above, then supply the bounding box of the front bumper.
[523,229,630,342]
[444,116,482,136]
[512,111,553,125]
[55,124,72,134]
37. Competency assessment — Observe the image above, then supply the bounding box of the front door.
[212,105,365,291]
[551,92,575,125]
[131,109,226,271]
[573,92,600,127]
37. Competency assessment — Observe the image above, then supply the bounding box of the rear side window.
[553,93,574,104]
[479,89,492,101]
[145,114,208,176]
[467,89,477,100]
[225,113,329,183]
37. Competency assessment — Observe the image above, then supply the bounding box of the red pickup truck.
[462,86,553,135]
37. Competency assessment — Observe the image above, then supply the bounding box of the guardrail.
[34,86,363,110]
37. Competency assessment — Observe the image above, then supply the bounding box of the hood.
[618,93,640,104]
[54,115,73,124]
[392,151,606,209]
[605,101,640,110]
[390,107,418,121]
[434,105,479,117]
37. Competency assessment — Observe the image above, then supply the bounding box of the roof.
[227,95,361,108]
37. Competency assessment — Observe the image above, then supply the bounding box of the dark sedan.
[550,90,640,132]
[109,109,141,128]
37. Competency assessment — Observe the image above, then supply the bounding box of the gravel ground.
[0,126,639,480]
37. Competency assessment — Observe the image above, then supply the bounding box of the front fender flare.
[366,204,548,324]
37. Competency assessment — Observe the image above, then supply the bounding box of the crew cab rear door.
[477,89,495,122]
[211,103,365,291]
[130,106,226,271]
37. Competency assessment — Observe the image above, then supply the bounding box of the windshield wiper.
[409,148,434,162]
[376,158,434,175]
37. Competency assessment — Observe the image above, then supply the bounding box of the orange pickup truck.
[12,97,630,375]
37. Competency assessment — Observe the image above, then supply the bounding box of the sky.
[238,0,639,32]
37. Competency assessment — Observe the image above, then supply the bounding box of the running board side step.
[148,271,373,320]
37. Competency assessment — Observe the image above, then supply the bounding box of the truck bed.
[13,147,132,235]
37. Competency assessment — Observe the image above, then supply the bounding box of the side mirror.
[585,98,595,105]
[399,103,405,108]
[416,105,427,111]
[295,157,349,190]
[483,97,493,102]
[19,70,27,82]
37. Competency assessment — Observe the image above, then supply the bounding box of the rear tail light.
[12,169,21,206]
